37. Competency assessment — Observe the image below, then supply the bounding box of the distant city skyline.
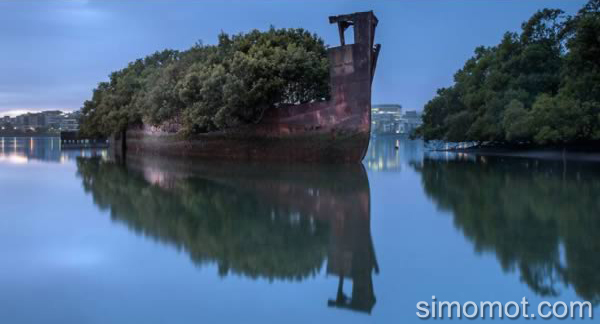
[0,1,587,114]
[2,109,73,118]
[1,110,80,132]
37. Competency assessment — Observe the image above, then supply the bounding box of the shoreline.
[0,134,59,138]
[432,146,600,162]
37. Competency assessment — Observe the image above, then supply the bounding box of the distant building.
[29,113,44,128]
[59,116,80,131]
[56,111,81,131]
[371,104,403,134]
[14,113,44,130]
[4,110,80,132]
[42,111,64,129]
[397,110,423,135]
[15,114,28,130]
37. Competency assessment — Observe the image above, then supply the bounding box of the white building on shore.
[1,110,81,132]
[371,104,422,135]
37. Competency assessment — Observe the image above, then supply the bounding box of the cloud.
[53,5,108,25]
[1,110,40,117]
[0,85,90,114]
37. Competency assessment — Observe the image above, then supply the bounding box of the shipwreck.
[113,11,380,163]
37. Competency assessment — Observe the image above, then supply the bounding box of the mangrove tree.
[80,27,330,137]
[417,0,600,147]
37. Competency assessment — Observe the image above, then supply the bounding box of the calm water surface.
[1,136,599,323]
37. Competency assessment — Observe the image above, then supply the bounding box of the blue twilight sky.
[0,0,588,116]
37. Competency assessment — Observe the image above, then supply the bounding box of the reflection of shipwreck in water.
[327,206,379,314]
[77,155,379,313]
[115,11,380,163]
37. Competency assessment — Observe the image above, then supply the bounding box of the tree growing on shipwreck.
[80,28,331,136]
[80,12,381,162]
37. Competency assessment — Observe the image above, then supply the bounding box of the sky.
[0,0,589,116]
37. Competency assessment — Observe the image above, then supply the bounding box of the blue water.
[0,136,598,323]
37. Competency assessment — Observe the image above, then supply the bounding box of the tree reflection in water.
[76,155,378,313]
[412,155,600,302]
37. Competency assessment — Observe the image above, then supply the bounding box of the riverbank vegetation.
[80,28,330,137]
[417,0,600,147]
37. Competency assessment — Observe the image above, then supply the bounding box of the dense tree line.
[80,28,330,137]
[417,0,600,146]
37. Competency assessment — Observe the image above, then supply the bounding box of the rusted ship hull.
[117,11,380,163]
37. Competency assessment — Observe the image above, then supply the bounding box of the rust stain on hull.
[120,11,380,163]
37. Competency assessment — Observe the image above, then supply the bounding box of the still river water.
[0,136,599,323]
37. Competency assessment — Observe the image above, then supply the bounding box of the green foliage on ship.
[80,28,330,137]
[417,0,600,146]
